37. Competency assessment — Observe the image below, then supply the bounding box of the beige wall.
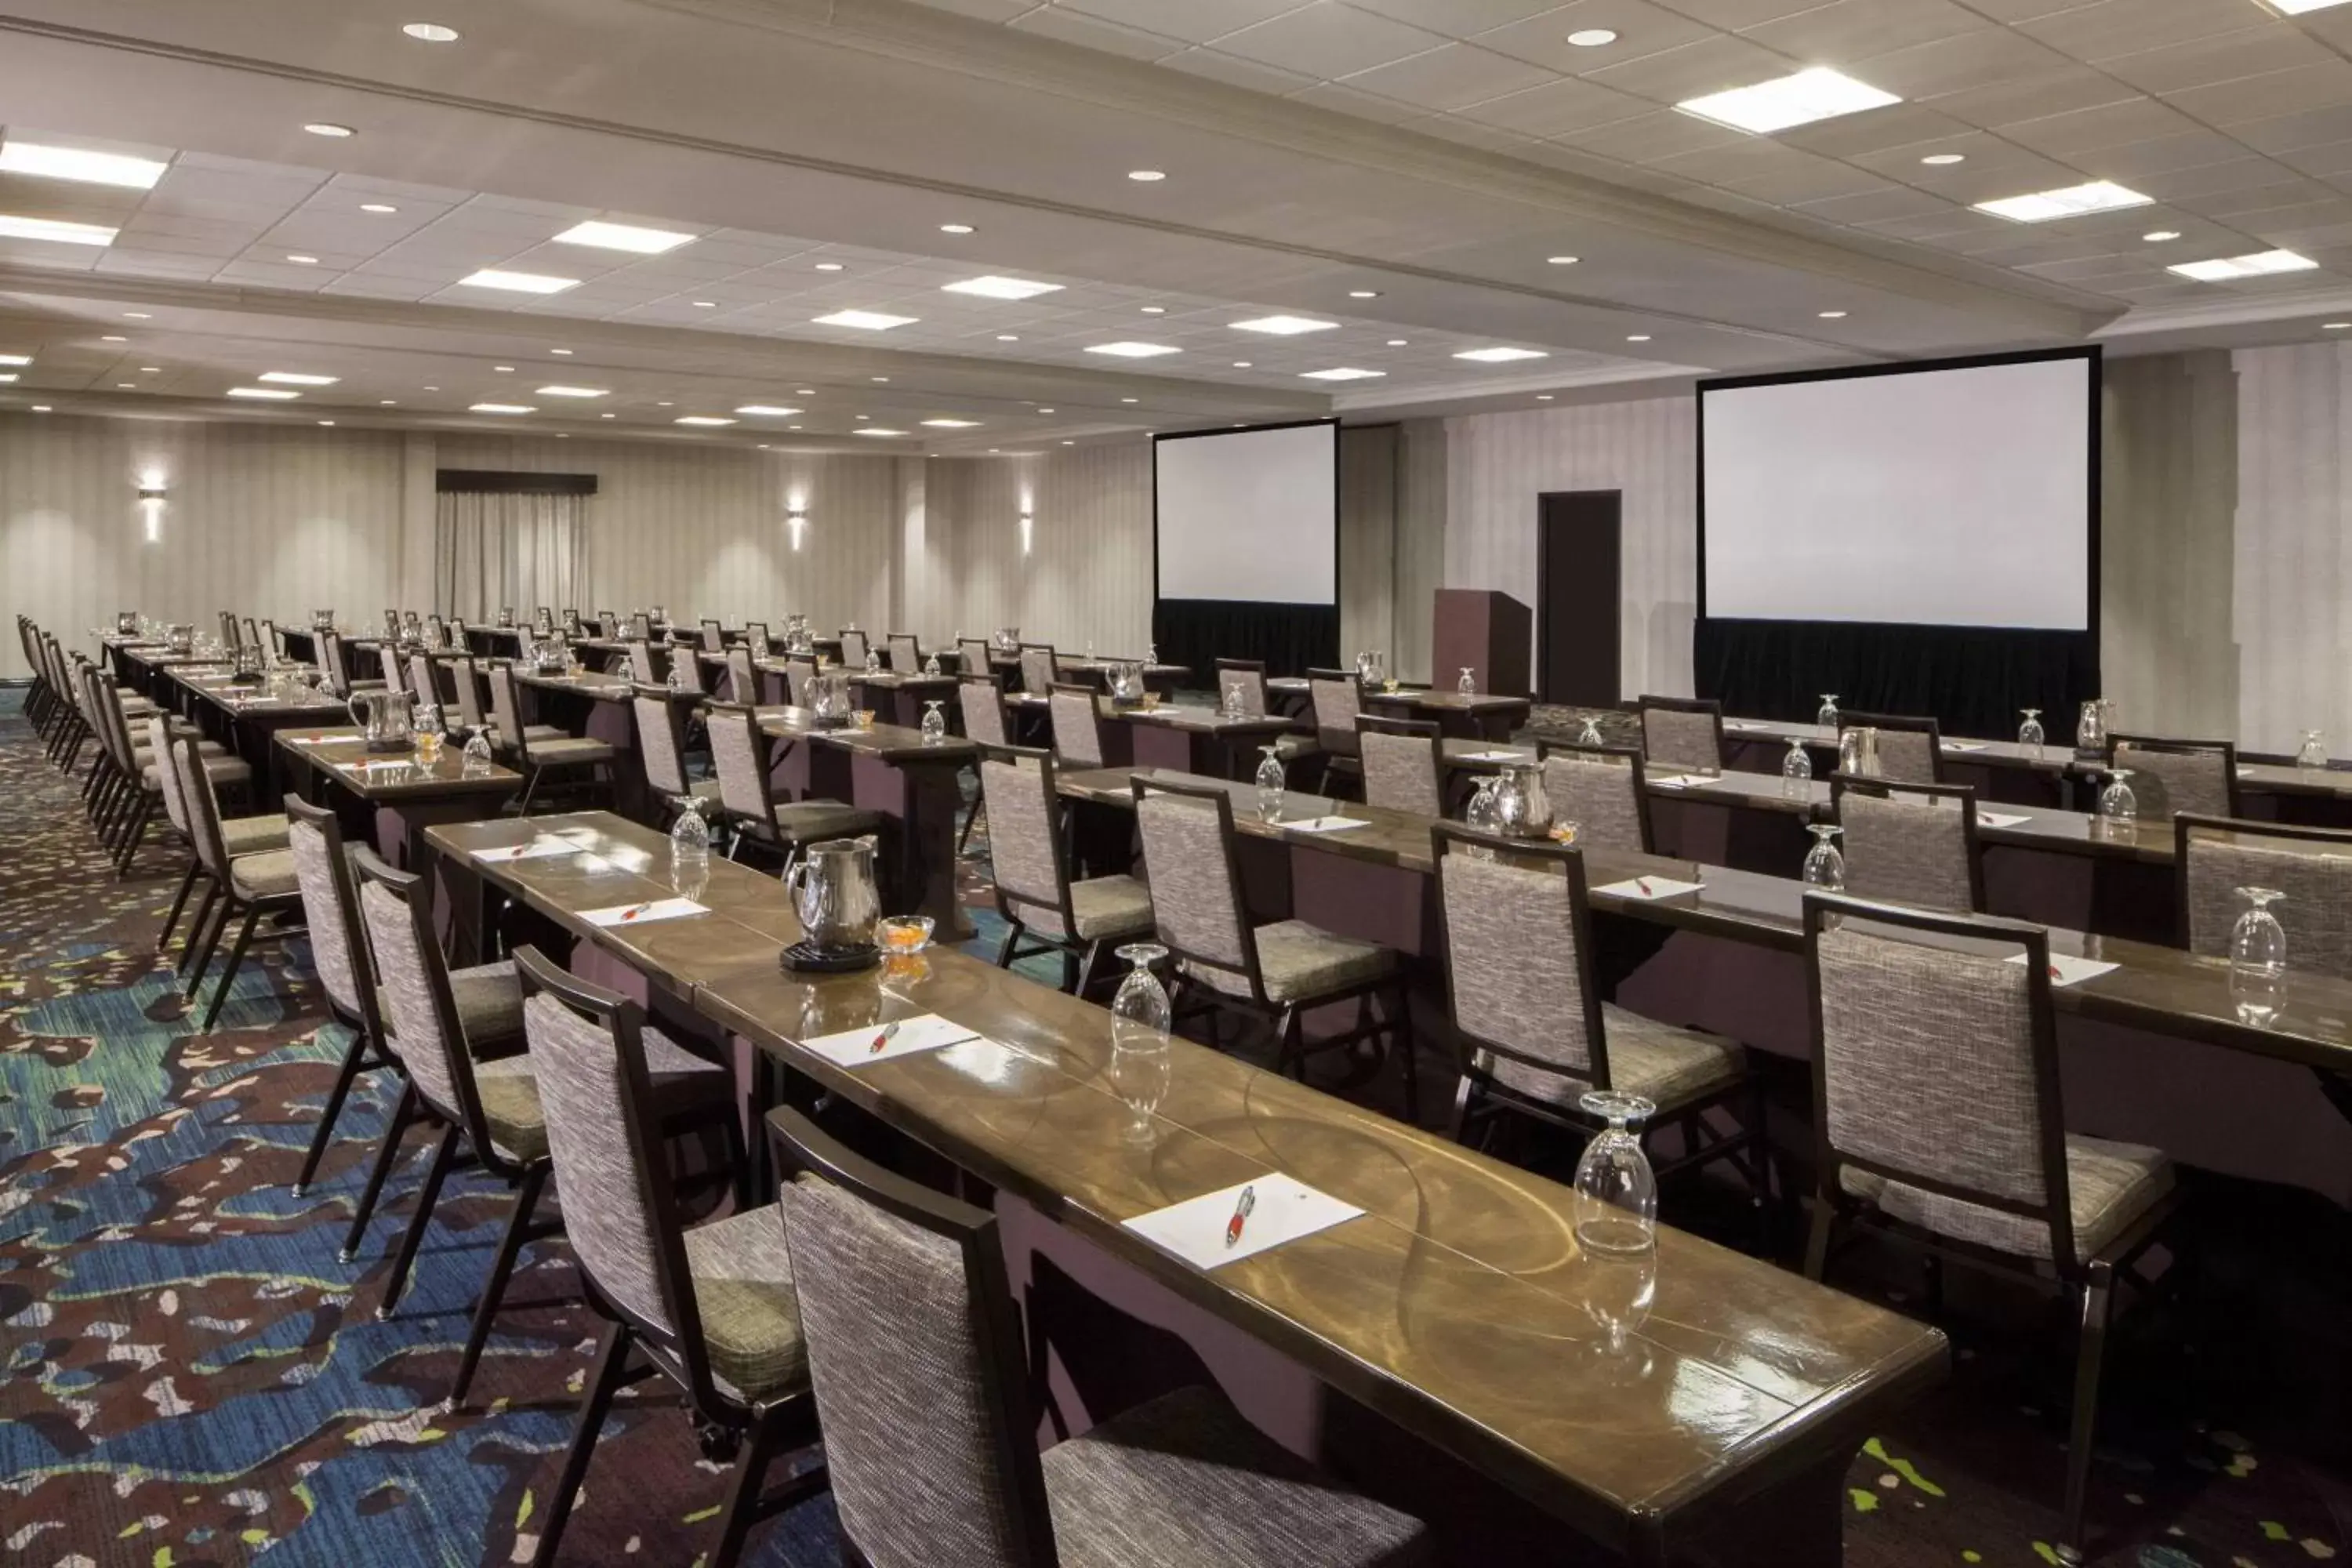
[2235,342,2352,754]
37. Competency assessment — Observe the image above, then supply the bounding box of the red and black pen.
[1225,1185,1257,1248]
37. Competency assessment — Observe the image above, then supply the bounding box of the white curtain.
[434,491,589,622]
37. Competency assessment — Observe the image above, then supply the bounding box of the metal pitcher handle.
[347,691,369,729]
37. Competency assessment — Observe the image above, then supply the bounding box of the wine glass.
[1780,737,1812,795]
[670,794,713,856]
[1465,776,1501,838]
[1109,944,1174,1143]
[1802,823,1845,891]
[920,700,948,746]
[461,727,495,775]
[1577,716,1605,747]
[2297,731,2328,770]
[2077,699,2107,752]
[1817,694,1839,728]
[1223,684,1245,722]
[2098,768,2137,825]
[2230,887,2287,1027]
[1255,744,1287,822]
[2019,708,2045,759]
[1573,1091,1658,1263]
[924,652,942,677]
[1457,666,1477,697]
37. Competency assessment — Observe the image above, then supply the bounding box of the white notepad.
[1977,811,2030,829]
[472,836,586,864]
[582,898,708,928]
[1461,750,1530,763]
[285,734,342,747]
[2006,952,2118,987]
[1646,774,1715,789]
[802,1013,980,1068]
[1278,815,1372,834]
[1944,741,1989,753]
[1595,876,1705,902]
[1124,1176,1364,1271]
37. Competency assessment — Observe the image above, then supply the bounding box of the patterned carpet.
[2,692,2348,1567]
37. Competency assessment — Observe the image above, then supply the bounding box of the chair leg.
[1802,1190,1837,1281]
[295,1024,377,1197]
[343,1083,419,1260]
[1272,1007,1302,1078]
[1448,1074,1479,1145]
[378,1120,461,1316]
[199,905,264,1032]
[531,1319,634,1568]
[158,859,202,953]
[112,795,154,877]
[2059,1272,2115,1566]
[996,920,1022,969]
[448,1163,548,1409]
[177,884,221,975]
[1387,983,1419,1124]
[181,893,237,998]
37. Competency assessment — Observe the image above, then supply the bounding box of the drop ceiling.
[0,0,2344,452]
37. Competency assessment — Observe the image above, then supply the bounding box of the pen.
[1225,1185,1256,1248]
[1635,878,1653,896]
[616,901,654,923]
[869,1021,901,1054]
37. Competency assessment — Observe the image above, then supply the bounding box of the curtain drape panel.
[434,491,589,622]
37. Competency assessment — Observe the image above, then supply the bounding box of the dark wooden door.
[1537,490,1621,707]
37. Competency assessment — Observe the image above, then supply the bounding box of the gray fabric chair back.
[148,715,191,837]
[1839,714,1941,786]
[1216,662,1267,718]
[1358,720,1442,815]
[783,658,818,707]
[426,614,446,649]
[1018,644,1056,694]
[1435,833,1602,1094]
[2114,738,2234,819]
[626,640,658,685]
[408,652,440,710]
[1539,745,1648,854]
[745,620,769,651]
[286,800,372,1024]
[887,633,922,671]
[1835,779,1980,913]
[960,677,1009,749]
[1047,685,1104,769]
[630,612,652,640]
[488,662,530,757]
[706,701,775,824]
[633,687,693,800]
[673,648,711,695]
[379,643,406,694]
[1134,786,1250,975]
[980,752,1069,935]
[2179,817,2352,978]
[701,619,726,654]
[321,632,354,698]
[839,628,870,667]
[169,731,233,880]
[1639,699,1721,773]
[356,854,474,1127]
[448,655,487,729]
[957,637,992,676]
[1308,673,1362,757]
[727,647,758,705]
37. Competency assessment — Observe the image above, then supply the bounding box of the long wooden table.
[428,811,1946,1566]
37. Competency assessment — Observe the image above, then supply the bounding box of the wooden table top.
[1000,692,1305,739]
[170,667,348,720]
[512,668,639,702]
[426,810,1947,1551]
[1055,767,2352,1074]
[273,725,522,800]
[1366,689,1534,716]
[753,703,975,764]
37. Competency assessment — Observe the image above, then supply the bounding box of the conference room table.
[426,809,1947,1567]
[1055,767,2352,1207]
[1005,692,1304,779]
[162,665,350,809]
[1366,688,1532,741]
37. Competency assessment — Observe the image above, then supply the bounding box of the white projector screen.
[1155,422,1338,604]
[1700,352,2095,632]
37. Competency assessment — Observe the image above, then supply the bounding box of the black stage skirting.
[1693,619,2099,740]
[1153,599,1337,682]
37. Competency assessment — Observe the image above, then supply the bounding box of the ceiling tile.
[1740,0,1989,64]
[903,0,1040,18]
[1926,66,2141,129]
[2096,24,2330,97]
[2169,63,2352,129]
[1450,74,1652,134]
[1580,31,1798,101]
[1773,103,1977,159]
[2124,155,2287,201]
[2234,104,2352,158]
[1787,184,1954,223]
[1472,0,1717,74]
[1562,106,1750,161]
[2072,129,2254,180]
[1156,46,1323,92]
[1852,27,2076,99]
[1395,112,1539,151]
[1337,41,1558,108]
[1341,0,1569,28]
[1646,0,1825,27]
[2013,0,2259,63]
[1007,6,1189,59]
[2272,140,2352,180]
[1209,2,1454,78]
[1999,96,2203,158]
[1057,0,1314,43]
[1283,80,1430,120]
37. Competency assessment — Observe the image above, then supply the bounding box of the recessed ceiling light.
[1566,27,1617,45]
[0,215,116,245]
[31,405,49,412]
[459,268,580,294]
[788,425,801,430]
[260,371,339,386]
[1037,407,1054,413]
[1062,439,1074,445]
[380,400,397,405]
[1232,361,1254,368]
[795,388,815,395]
[736,405,801,416]
[853,427,910,436]
[1974,181,2148,222]
[813,309,918,330]
[1231,315,1339,336]
[943,275,1064,300]
[123,312,150,319]
[554,220,697,254]
[550,347,573,355]
[0,141,168,189]
[1301,368,1384,380]
[1626,334,1652,342]
[285,253,319,265]
[2326,321,2351,330]
[470,403,535,414]
[1386,339,1408,347]
[1537,394,1555,401]
[318,419,337,426]
[424,385,440,391]
[303,123,355,139]
[2143,230,2181,242]
[855,414,869,420]
[1818,310,1848,319]
[0,373,18,384]
[814,262,844,271]
[101,335,127,343]
[494,365,515,372]
[401,21,459,41]
[1920,153,1965,165]
[1454,347,1548,363]
[658,401,673,407]
[922,418,982,427]
[1348,290,1380,299]
[938,223,975,234]
[996,334,1020,341]
[2169,249,2318,281]
[0,354,27,365]
[1128,169,1167,182]
[1677,67,1900,134]
[361,202,398,214]
[601,412,615,418]
[692,300,717,308]
[676,416,736,426]
[555,433,570,439]
[1087,341,1180,358]
[871,376,890,383]
[1139,306,1167,315]
[115,382,135,389]
[537,385,609,398]
[227,387,301,400]
[1547,255,1579,265]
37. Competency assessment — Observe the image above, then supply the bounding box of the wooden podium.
[1432,589,1532,699]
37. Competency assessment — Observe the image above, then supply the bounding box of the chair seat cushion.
[143,755,250,791]
[683,1204,809,1405]
[1189,919,1393,1005]
[521,724,569,742]
[1068,873,1156,940]
[470,1024,725,1165]
[521,737,615,765]
[1842,1134,2174,1261]
[1272,734,1319,763]
[450,960,528,1047]
[221,814,292,855]
[227,848,299,899]
[770,800,884,841]
[1483,1004,1745,1113]
[1044,1385,1430,1568]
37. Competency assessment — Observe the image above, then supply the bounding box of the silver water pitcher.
[348,688,416,753]
[1837,726,1881,777]
[1494,762,1552,838]
[809,670,854,727]
[786,837,882,952]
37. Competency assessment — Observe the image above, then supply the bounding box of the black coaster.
[779,940,880,975]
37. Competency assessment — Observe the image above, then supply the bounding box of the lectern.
[1431,589,1532,699]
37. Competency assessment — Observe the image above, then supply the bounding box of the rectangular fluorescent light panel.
[920,419,981,428]
[0,214,118,245]
[536,385,610,397]
[2264,0,2352,13]
[553,220,696,254]
[1973,181,2150,223]
[0,354,30,366]
[811,310,918,330]
[1230,316,1339,336]
[1675,67,1899,134]
[1300,368,1385,380]
[0,141,168,189]
[675,416,736,426]
[735,405,802,417]
[2168,249,2318,281]
[227,387,301,400]
[260,371,339,386]
[1454,347,1549,362]
[458,269,580,294]
[1084,341,1180,358]
[851,428,909,436]
[942,275,1065,300]
[0,373,15,383]
[470,402,535,414]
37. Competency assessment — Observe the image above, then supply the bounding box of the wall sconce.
[1019,509,1033,556]
[137,475,166,543]
[788,510,808,552]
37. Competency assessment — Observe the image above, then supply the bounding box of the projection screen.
[1154,421,1338,605]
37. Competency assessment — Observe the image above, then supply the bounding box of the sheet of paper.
[1723,719,1770,731]
[471,836,587,864]
[2005,952,2118,987]
[335,758,413,775]
[581,898,708,928]
[1595,876,1706,902]
[1943,741,1989,753]
[1278,815,1372,834]
[1461,750,1530,763]
[284,734,340,746]
[801,1013,981,1067]
[1646,773,1715,789]
[1123,1175,1364,1271]
[1977,811,2030,829]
